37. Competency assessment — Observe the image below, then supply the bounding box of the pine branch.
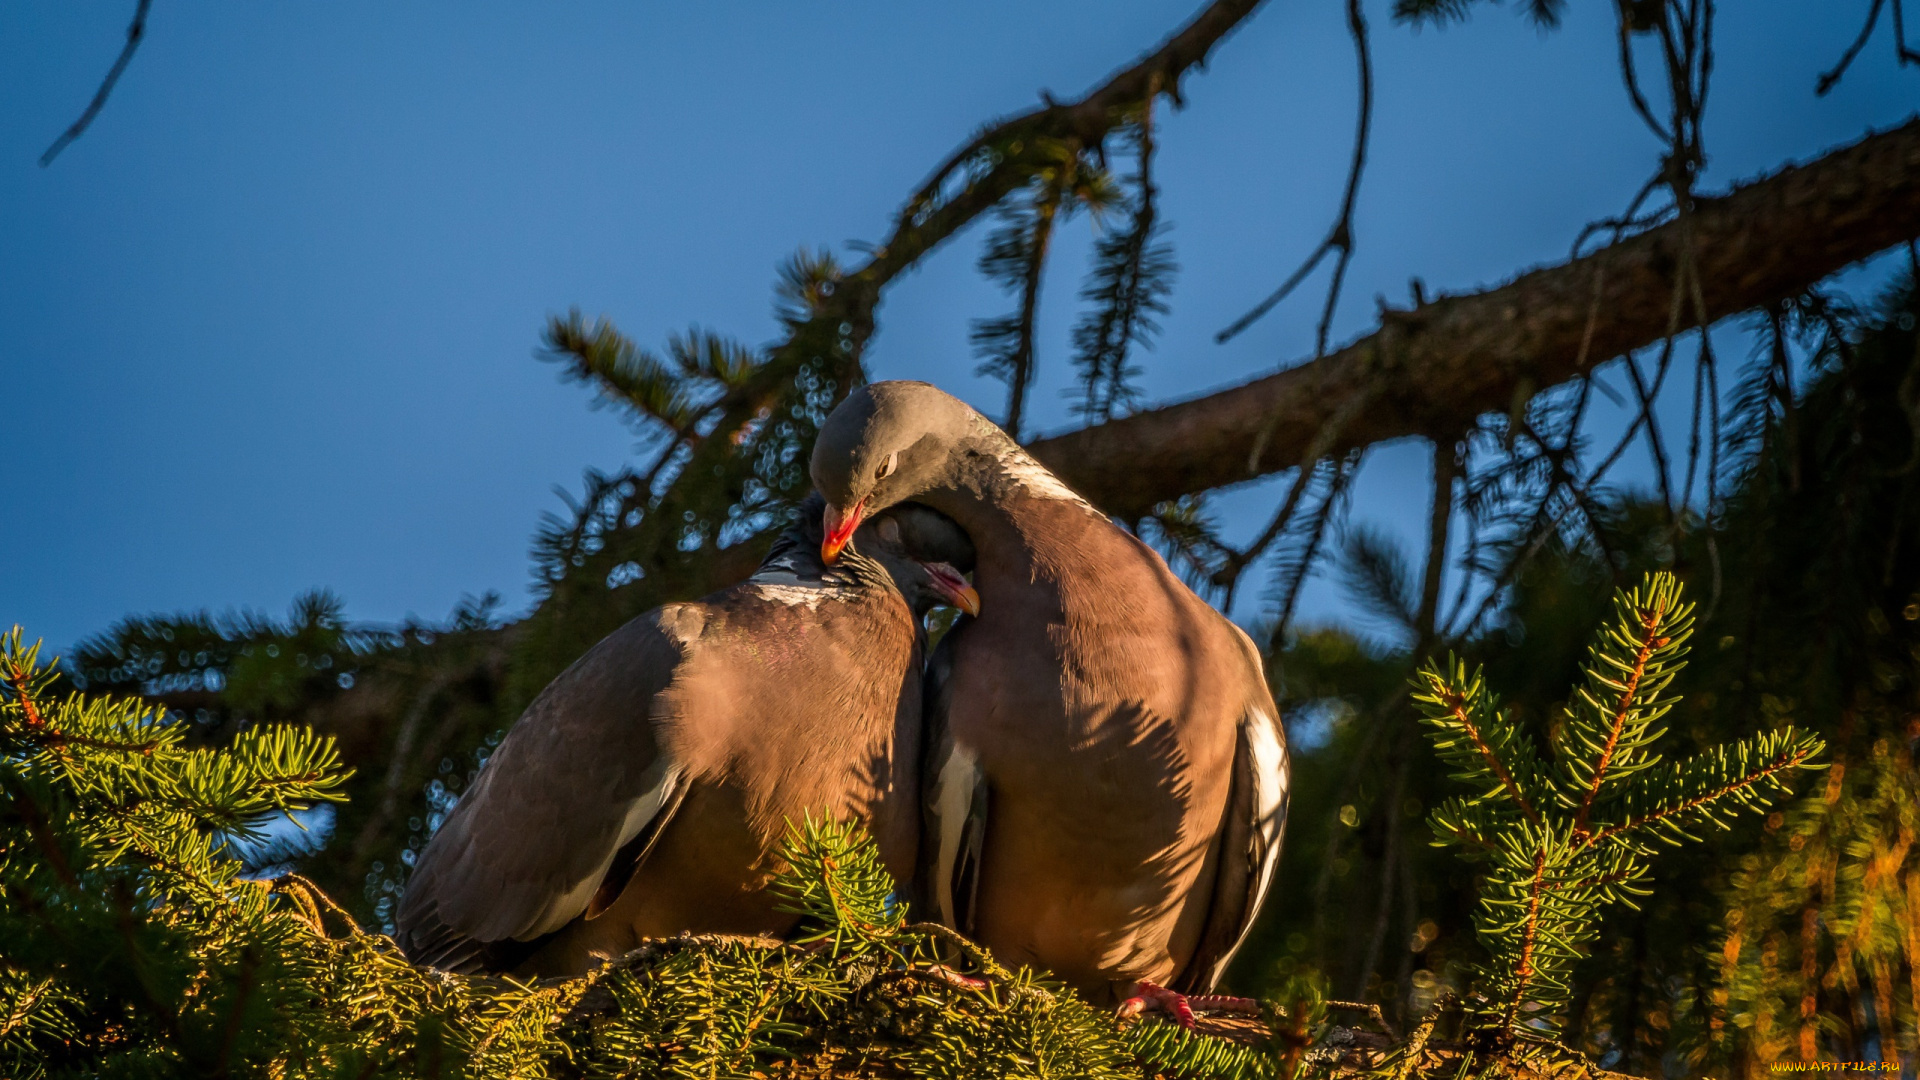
[878,0,1263,294]
[1072,110,1175,425]
[1335,524,1419,633]
[771,815,905,960]
[1412,657,1548,823]
[1127,1017,1280,1080]
[540,313,755,440]
[974,143,1125,437]
[1393,0,1563,29]
[1588,728,1825,850]
[1414,574,1824,1042]
[1141,493,1238,596]
[1217,0,1373,357]
[1564,572,1696,835]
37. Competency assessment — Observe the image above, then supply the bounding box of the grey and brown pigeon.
[396,496,978,977]
[810,381,1289,1019]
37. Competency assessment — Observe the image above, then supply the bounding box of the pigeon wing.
[1175,701,1291,993]
[396,605,704,971]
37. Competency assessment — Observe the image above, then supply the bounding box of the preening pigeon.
[810,381,1289,1019]
[396,496,978,977]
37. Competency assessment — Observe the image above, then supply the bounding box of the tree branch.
[1216,0,1372,351]
[1415,436,1455,647]
[847,0,1267,313]
[1031,119,1920,519]
[41,0,152,167]
[643,0,1272,495]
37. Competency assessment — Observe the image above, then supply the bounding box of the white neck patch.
[998,449,1101,514]
[744,581,855,611]
[969,414,1104,517]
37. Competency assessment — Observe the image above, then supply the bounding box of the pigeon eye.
[874,452,899,481]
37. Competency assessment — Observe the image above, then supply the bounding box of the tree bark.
[1029,118,1920,519]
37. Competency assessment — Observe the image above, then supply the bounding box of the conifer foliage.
[1412,573,1825,1043]
[0,627,351,1075]
[2,627,1285,1079]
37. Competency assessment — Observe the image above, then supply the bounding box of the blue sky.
[2,1,1912,653]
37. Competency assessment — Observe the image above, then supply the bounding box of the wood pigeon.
[810,381,1289,1022]
[395,495,978,977]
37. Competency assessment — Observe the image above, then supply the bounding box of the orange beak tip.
[924,562,981,617]
[821,499,866,564]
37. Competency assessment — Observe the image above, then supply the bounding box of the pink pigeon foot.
[1116,981,1262,1030]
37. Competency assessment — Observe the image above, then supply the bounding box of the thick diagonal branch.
[1030,119,1920,519]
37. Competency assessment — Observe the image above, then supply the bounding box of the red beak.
[922,562,981,616]
[820,498,866,564]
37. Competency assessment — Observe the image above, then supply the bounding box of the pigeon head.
[776,492,979,615]
[863,503,979,617]
[810,381,982,562]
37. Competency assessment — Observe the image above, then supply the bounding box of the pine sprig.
[1127,1017,1280,1080]
[772,814,907,960]
[1411,573,1825,1041]
[542,312,760,438]
[1411,657,1550,822]
[972,138,1122,437]
[1071,116,1175,426]
[1556,572,1695,832]
[1593,728,1824,851]
[1391,0,1564,30]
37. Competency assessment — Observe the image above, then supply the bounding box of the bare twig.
[868,0,1267,307]
[1818,0,1896,95]
[1447,411,1614,644]
[1216,0,1372,352]
[1353,737,1410,1003]
[1616,12,1671,145]
[1213,377,1375,602]
[1619,347,1679,516]
[41,0,153,167]
[1415,436,1457,648]
[627,0,1273,512]
[1896,0,1920,68]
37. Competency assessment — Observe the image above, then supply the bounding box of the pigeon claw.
[1115,981,1261,1030]
[1117,981,1197,1029]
